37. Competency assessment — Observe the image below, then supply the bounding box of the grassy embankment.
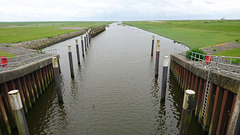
[123,20,240,56]
[0,21,112,44]
[0,21,112,56]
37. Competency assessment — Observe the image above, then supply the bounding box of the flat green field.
[0,21,112,44]
[124,20,240,49]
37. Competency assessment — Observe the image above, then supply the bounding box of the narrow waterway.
[26,23,204,135]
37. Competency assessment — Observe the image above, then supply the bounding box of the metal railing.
[0,49,57,72]
[177,50,240,77]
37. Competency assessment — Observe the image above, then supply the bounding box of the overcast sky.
[0,0,239,21]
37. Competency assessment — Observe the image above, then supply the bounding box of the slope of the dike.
[11,26,106,50]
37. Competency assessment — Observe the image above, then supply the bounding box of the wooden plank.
[216,90,228,135]
[16,79,28,113]
[31,73,39,99]
[22,76,32,107]
[198,80,207,120]
[195,78,203,116]
[209,86,224,135]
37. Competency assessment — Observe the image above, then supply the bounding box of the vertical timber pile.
[75,39,81,65]
[84,34,87,51]
[151,36,155,56]
[8,90,29,135]
[161,56,169,102]
[155,40,160,77]
[81,36,85,57]
[179,90,196,135]
[52,57,63,104]
[68,45,74,78]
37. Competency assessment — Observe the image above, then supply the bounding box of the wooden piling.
[195,78,203,116]
[52,57,63,104]
[16,79,28,113]
[155,40,160,77]
[38,69,45,91]
[179,90,196,135]
[27,75,36,104]
[198,80,207,121]
[81,36,85,57]
[0,94,11,135]
[22,77,32,108]
[2,83,16,128]
[151,36,155,56]
[8,90,30,135]
[161,56,169,102]
[45,66,50,86]
[40,68,47,90]
[75,39,81,65]
[84,34,87,51]
[35,71,43,95]
[209,86,224,135]
[68,45,74,78]
[30,73,39,100]
[216,90,228,134]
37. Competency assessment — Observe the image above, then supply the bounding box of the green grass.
[0,21,112,44]
[0,50,16,57]
[123,20,240,49]
[214,47,240,57]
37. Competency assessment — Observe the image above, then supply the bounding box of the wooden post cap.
[156,40,160,52]
[8,90,23,110]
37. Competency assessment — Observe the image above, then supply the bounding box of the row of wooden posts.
[151,36,197,134]
[55,29,92,104]
[0,29,92,135]
[151,36,169,102]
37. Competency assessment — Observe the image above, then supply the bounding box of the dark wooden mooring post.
[155,40,160,77]
[52,57,63,104]
[84,34,87,51]
[75,39,80,65]
[89,29,92,43]
[81,36,85,57]
[68,45,74,78]
[179,90,196,135]
[151,36,155,56]
[86,32,89,47]
[8,90,30,135]
[161,56,169,102]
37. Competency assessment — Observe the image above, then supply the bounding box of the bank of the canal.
[26,23,204,135]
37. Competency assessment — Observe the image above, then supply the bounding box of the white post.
[161,56,169,101]
[179,90,196,135]
[8,90,29,135]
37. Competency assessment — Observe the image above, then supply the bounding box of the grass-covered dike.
[0,21,112,44]
[123,20,240,49]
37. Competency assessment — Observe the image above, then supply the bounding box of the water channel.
[26,23,204,135]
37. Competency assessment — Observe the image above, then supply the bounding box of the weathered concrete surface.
[171,54,240,94]
[0,55,58,84]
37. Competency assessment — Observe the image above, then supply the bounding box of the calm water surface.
[26,23,204,135]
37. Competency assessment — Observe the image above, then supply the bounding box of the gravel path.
[201,41,240,54]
